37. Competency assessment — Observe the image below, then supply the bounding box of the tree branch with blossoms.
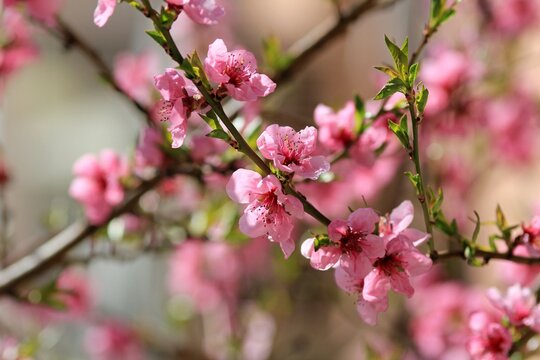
[4,0,540,358]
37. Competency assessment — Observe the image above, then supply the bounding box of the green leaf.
[262,36,293,72]
[436,8,456,27]
[145,29,167,47]
[384,35,408,75]
[160,8,177,29]
[207,129,231,141]
[400,37,409,59]
[431,0,445,21]
[495,204,507,232]
[374,77,407,100]
[200,110,223,131]
[408,63,419,87]
[374,66,399,78]
[472,211,481,244]
[354,95,366,134]
[488,235,498,252]
[388,114,410,149]
[416,86,429,113]
[313,234,332,251]
[188,51,212,90]
[404,171,420,194]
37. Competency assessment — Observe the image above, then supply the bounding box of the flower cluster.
[302,201,432,324]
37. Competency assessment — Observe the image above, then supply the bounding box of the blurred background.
[3,0,540,359]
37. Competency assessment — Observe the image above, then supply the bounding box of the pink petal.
[390,200,414,234]
[93,0,116,27]
[363,269,391,302]
[226,169,262,204]
[348,207,379,234]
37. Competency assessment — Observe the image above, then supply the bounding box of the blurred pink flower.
[226,169,303,257]
[85,321,143,360]
[167,240,240,312]
[114,52,158,106]
[135,127,165,174]
[69,149,128,225]
[93,0,116,27]
[0,9,38,90]
[487,284,540,330]
[484,94,538,164]
[257,124,329,179]
[408,282,485,359]
[56,267,94,317]
[167,0,225,25]
[496,245,540,286]
[301,207,384,276]
[204,39,276,101]
[489,0,538,35]
[466,311,511,360]
[314,101,356,152]
[154,68,202,148]
[5,0,61,26]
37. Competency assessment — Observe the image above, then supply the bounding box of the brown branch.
[0,174,166,293]
[273,0,404,85]
[434,248,540,265]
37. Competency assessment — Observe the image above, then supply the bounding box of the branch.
[0,163,206,294]
[434,248,540,265]
[273,0,404,85]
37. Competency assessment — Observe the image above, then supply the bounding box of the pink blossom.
[349,114,394,167]
[466,312,512,360]
[257,124,330,179]
[93,0,116,27]
[69,150,128,225]
[301,207,384,276]
[0,10,38,90]
[85,321,143,360]
[522,216,540,255]
[189,134,228,163]
[334,266,387,325]
[489,0,538,35]
[226,169,303,257]
[167,0,225,25]
[0,337,30,360]
[408,282,485,359]
[167,240,240,312]
[363,237,432,302]
[5,0,61,26]
[114,52,157,106]
[496,245,540,286]
[487,284,540,330]
[296,156,401,219]
[378,200,430,246]
[314,101,356,152]
[56,267,94,317]
[154,68,202,148]
[204,39,276,101]
[134,127,165,174]
[485,94,538,163]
